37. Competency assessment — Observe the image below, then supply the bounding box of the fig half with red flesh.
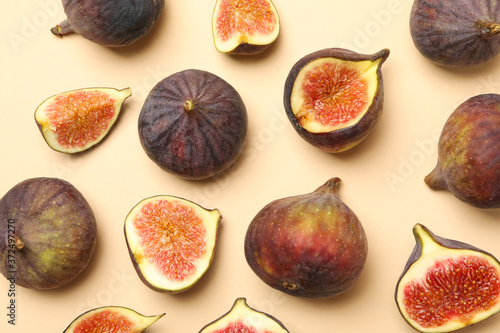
[124,195,221,293]
[199,297,289,333]
[212,0,280,55]
[35,87,132,154]
[62,306,164,333]
[284,48,390,153]
[395,224,500,332]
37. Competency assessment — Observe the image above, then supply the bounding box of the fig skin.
[244,177,368,298]
[425,94,500,209]
[51,0,165,47]
[138,69,248,180]
[283,48,390,153]
[0,177,97,290]
[410,0,500,67]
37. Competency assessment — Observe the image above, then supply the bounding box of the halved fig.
[124,195,221,293]
[35,87,132,153]
[395,224,500,332]
[284,48,390,153]
[62,306,164,333]
[199,297,289,333]
[212,0,280,55]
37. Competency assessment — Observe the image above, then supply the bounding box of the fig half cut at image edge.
[62,306,164,333]
[395,224,500,333]
[35,87,132,154]
[124,195,221,293]
[212,0,280,55]
[284,48,390,153]
[199,297,289,333]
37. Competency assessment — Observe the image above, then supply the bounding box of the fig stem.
[424,165,448,190]
[50,19,75,37]
[317,177,342,197]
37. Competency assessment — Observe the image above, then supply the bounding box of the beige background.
[2,0,500,332]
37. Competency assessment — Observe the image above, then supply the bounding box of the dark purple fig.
[244,177,368,298]
[51,0,165,47]
[395,224,500,332]
[124,195,221,293]
[138,69,248,180]
[0,177,97,290]
[425,94,500,209]
[410,0,500,67]
[198,297,289,333]
[284,48,390,153]
[212,0,280,55]
[62,306,164,333]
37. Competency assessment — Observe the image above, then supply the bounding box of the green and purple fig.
[244,177,368,298]
[284,48,390,153]
[425,94,500,209]
[0,177,97,290]
[395,224,500,332]
[410,0,500,67]
[51,0,165,47]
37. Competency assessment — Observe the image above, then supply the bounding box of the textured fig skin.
[283,48,389,153]
[425,94,500,209]
[244,178,367,298]
[51,0,165,47]
[0,177,97,290]
[138,69,248,180]
[410,0,500,67]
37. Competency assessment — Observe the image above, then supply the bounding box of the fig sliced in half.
[395,224,500,332]
[62,306,164,333]
[284,48,390,153]
[199,297,289,333]
[212,0,280,55]
[124,195,221,293]
[35,87,132,153]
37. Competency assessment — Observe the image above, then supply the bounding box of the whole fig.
[425,94,500,208]
[51,0,165,47]
[244,177,368,298]
[410,0,500,67]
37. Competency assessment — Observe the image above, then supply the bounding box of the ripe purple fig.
[410,0,500,67]
[244,177,368,298]
[425,94,500,208]
[51,0,165,47]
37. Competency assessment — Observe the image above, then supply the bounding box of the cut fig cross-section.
[35,87,132,153]
[212,0,280,55]
[199,297,289,333]
[395,224,500,332]
[62,306,164,333]
[284,48,390,153]
[124,195,221,293]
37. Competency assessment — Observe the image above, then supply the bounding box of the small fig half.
[199,297,289,333]
[284,48,390,153]
[425,94,500,209]
[212,0,280,55]
[62,306,164,333]
[395,224,500,332]
[244,177,368,298]
[124,195,221,293]
[35,87,132,154]
[410,0,500,67]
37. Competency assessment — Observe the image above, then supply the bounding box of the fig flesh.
[124,195,221,293]
[35,87,132,154]
[395,224,500,332]
[244,177,368,298]
[62,306,164,333]
[425,94,500,209]
[212,0,280,55]
[138,69,248,180]
[0,177,97,290]
[51,0,165,47]
[199,297,289,333]
[410,0,500,67]
[284,48,390,153]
